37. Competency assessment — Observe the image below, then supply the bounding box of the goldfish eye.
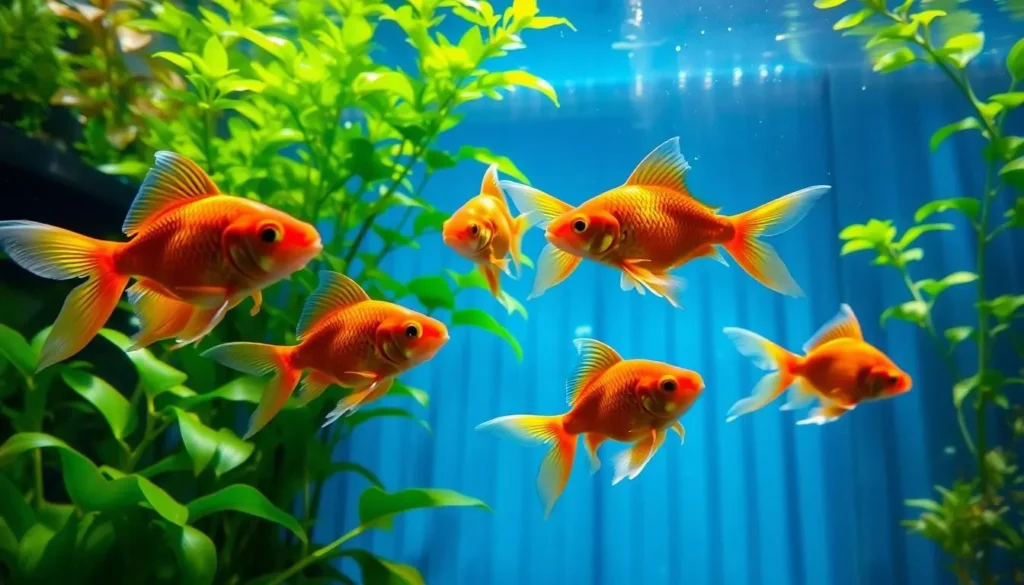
[572,218,588,234]
[887,375,899,385]
[259,224,282,244]
[469,223,479,236]
[660,377,677,393]
[404,322,422,339]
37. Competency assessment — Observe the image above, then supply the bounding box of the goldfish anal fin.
[250,291,263,317]
[780,380,817,412]
[322,377,394,427]
[802,303,863,353]
[171,300,230,349]
[612,429,664,485]
[480,163,504,199]
[126,279,196,350]
[619,260,685,308]
[529,244,581,300]
[499,180,572,229]
[297,271,370,340]
[123,151,219,236]
[795,400,851,426]
[297,370,335,406]
[566,338,623,405]
[584,433,607,473]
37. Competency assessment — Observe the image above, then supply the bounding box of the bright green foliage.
[0,0,67,135]
[0,0,572,583]
[820,0,1024,582]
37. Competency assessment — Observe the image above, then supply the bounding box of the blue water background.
[314,1,1024,584]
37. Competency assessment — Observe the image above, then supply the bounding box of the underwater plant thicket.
[0,0,573,583]
[816,0,1024,582]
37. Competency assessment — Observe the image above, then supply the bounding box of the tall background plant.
[0,0,572,583]
[815,0,1023,583]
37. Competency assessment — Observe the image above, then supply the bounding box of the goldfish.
[499,137,831,307]
[0,151,322,371]
[476,338,704,517]
[203,270,449,438]
[723,303,912,425]
[441,164,535,313]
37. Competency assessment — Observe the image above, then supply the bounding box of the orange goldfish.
[0,151,322,371]
[499,137,831,307]
[723,303,912,425]
[476,338,704,517]
[441,164,534,313]
[203,271,449,438]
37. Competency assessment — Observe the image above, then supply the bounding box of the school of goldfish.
[0,138,913,518]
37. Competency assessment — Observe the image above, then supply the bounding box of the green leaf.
[833,8,872,30]
[493,70,559,107]
[357,487,489,530]
[0,433,188,525]
[954,375,978,408]
[873,48,916,73]
[918,272,978,297]
[138,452,192,478]
[242,29,296,62]
[0,472,35,539]
[943,32,984,68]
[944,326,974,346]
[910,9,946,24]
[897,222,953,248]
[60,369,135,440]
[344,407,430,433]
[1008,37,1024,82]
[163,523,217,585]
[216,78,265,94]
[176,376,268,408]
[837,223,867,240]
[930,117,982,152]
[880,301,929,328]
[814,0,847,8]
[342,14,373,46]
[153,51,193,72]
[391,381,429,407]
[211,429,254,477]
[914,197,980,222]
[0,324,37,378]
[999,157,1024,191]
[322,462,384,489]
[202,35,228,77]
[407,276,455,311]
[451,308,523,361]
[840,239,874,255]
[456,146,530,183]
[978,295,1024,322]
[988,92,1024,109]
[187,484,306,543]
[905,498,943,512]
[900,248,923,263]
[172,408,218,475]
[97,161,150,177]
[524,16,576,31]
[342,550,425,585]
[354,70,416,104]
[98,329,187,396]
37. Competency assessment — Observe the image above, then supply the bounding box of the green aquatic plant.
[0,0,67,136]
[0,0,572,583]
[815,0,1024,582]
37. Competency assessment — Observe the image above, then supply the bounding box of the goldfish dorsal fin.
[123,151,220,236]
[625,137,719,210]
[480,164,504,199]
[566,338,623,405]
[296,271,370,339]
[802,303,863,353]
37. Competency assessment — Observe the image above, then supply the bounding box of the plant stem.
[263,523,368,585]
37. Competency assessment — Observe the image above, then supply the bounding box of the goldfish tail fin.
[499,181,573,230]
[510,211,538,278]
[0,221,126,371]
[476,414,576,519]
[722,327,798,422]
[723,185,830,297]
[201,342,300,438]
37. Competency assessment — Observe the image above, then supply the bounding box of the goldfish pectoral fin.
[322,378,394,427]
[496,291,518,316]
[780,381,817,412]
[494,257,514,278]
[478,263,502,297]
[619,271,645,295]
[297,370,335,406]
[510,211,538,278]
[529,244,581,300]
[0,221,126,370]
[671,421,686,444]
[612,429,663,485]
[170,285,229,308]
[584,433,607,474]
[498,181,573,229]
[122,151,219,236]
[795,401,851,426]
[201,342,298,439]
[170,300,230,349]
[125,280,196,351]
[249,291,263,317]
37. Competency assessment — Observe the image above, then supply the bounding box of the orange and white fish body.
[204,271,449,438]
[477,338,705,517]
[0,151,322,370]
[442,164,534,313]
[500,137,832,307]
[724,303,912,425]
